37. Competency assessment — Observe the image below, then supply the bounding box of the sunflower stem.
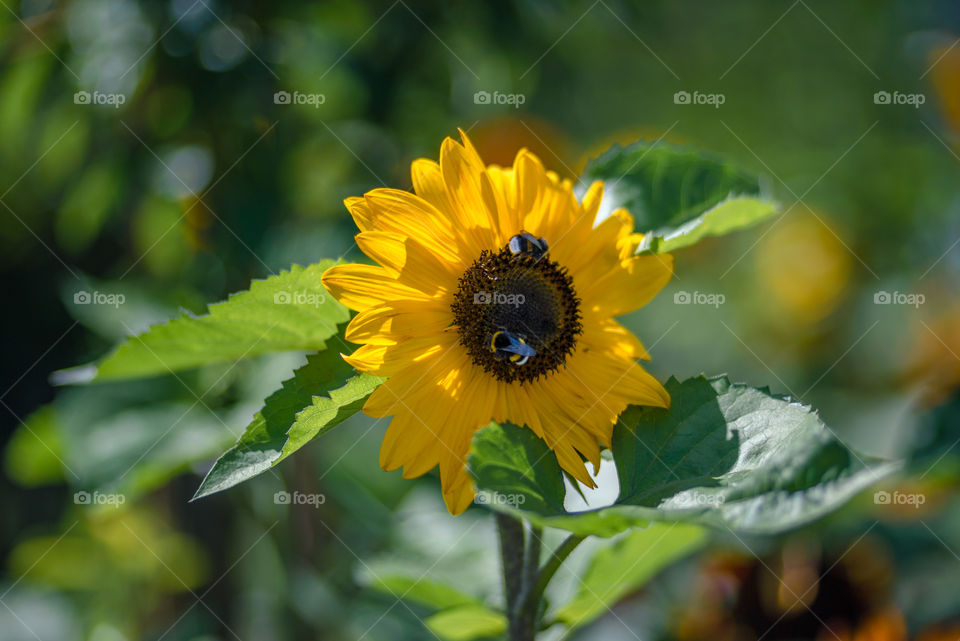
[516,532,586,629]
[523,525,543,597]
[496,512,528,639]
[510,524,543,639]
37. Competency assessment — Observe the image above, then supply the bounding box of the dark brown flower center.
[451,241,581,383]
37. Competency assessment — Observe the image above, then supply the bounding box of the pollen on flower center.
[451,241,582,383]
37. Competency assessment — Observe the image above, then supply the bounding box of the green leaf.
[71,261,349,382]
[4,406,66,486]
[193,349,383,499]
[583,140,761,232]
[553,523,706,628]
[279,369,384,460]
[582,141,778,253]
[909,387,960,464]
[5,379,237,500]
[471,376,897,537]
[468,422,566,516]
[367,575,481,611]
[425,605,507,641]
[638,196,778,254]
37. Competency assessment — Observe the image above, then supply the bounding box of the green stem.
[523,525,543,595]
[495,512,526,638]
[519,533,586,620]
[512,524,542,637]
[497,515,586,640]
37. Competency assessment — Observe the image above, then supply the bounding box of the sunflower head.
[450,241,582,383]
[323,130,673,514]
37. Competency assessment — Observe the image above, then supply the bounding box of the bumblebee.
[507,232,548,258]
[489,329,536,365]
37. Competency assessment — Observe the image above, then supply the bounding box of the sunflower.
[322,130,673,514]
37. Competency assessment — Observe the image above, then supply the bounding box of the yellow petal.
[439,136,497,252]
[344,334,449,376]
[361,189,465,266]
[581,253,675,317]
[355,230,459,294]
[345,300,451,345]
[322,264,432,312]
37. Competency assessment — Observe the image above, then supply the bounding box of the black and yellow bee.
[508,232,548,258]
[489,329,536,365]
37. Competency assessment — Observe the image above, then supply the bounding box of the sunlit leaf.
[638,196,778,254]
[367,575,481,611]
[4,406,66,486]
[67,261,349,382]
[425,605,507,641]
[583,140,777,252]
[583,140,761,231]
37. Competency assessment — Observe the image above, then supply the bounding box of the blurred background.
[2,0,960,639]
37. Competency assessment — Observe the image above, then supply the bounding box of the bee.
[489,329,537,365]
[508,232,548,258]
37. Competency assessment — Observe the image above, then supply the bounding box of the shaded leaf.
[193,348,382,499]
[583,140,761,232]
[553,523,706,628]
[6,384,233,500]
[471,376,897,537]
[468,422,566,515]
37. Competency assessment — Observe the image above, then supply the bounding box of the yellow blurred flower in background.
[756,213,853,326]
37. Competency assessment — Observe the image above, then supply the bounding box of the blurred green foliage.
[2,0,960,639]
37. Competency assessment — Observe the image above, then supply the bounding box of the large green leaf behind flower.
[469,376,898,537]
